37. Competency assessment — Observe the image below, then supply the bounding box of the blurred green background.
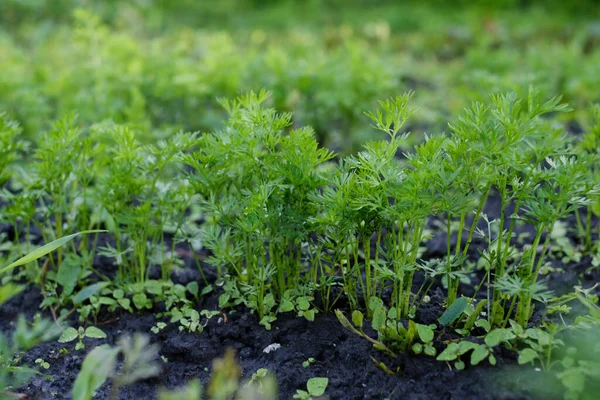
[1,0,600,151]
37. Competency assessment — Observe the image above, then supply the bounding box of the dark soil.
[0,286,557,400]
[1,193,599,400]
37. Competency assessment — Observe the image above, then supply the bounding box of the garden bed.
[2,206,598,400]
[2,3,600,398]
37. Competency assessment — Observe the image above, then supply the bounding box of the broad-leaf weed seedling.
[58,326,107,351]
[294,377,328,400]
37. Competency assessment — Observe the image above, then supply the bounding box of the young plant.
[444,89,579,327]
[575,104,600,252]
[58,326,107,351]
[0,112,27,187]
[293,377,329,400]
[315,93,434,319]
[182,90,334,324]
[31,115,87,268]
[96,125,197,283]
[512,155,591,327]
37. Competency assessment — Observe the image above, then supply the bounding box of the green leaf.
[412,343,423,354]
[454,360,465,370]
[470,345,489,365]
[455,328,470,337]
[1,230,107,275]
[436,343,459,361]
[303,310,315,321]
[263,294,275,311]
[96,297,116,306]
[59,328,79,343]
[57,262,81,296]
[457,341,478,355]
[7,365,51,381]
[73,282,109,304]
[133,293,149,310]
[475,319,491,332]
[294,390,310,400]
[118,298,131,310]
[188,309,200,321]
[297,297,310,311]
[439,297,468,326]
[351,310,364,329]
[526,328,552,346]
[278,299,294,313]
[306,377,328,397]
[424,344,437,357]
[372,306,387,331]
[518,348,538,365]
[509,320,524,336]
[484,329,516,347]
[259,315,276,330]
[335,310,358,334]
[464,299,488,330]
[368,296,384,311]
[218,293,230,308]
[557,368,586,393]
[491,301,505,325]
[145,280,163,295]
[416,323,434,343]
[72,345,119,400]
[201,285,213,296]
[0,282,25,305]
[186,282,199,297]
[84,327,107,339]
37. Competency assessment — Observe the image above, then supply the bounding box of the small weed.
[294,377,329,400]
[58,326,107,351]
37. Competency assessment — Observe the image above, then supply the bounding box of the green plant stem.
[353,237,366,313]
[446,215,456,304]
[519,225,553,326]
[55,211,63,266]
[493,188,507,309]
[412,277,436,311]
[363,233,372,310]
[585,205,592,250]
[575,209,585,243]
[461,184,491,257]
[502,295,517,328]
[191,250,208,285]
[373,230,382,295]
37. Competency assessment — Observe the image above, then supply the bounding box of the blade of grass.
[0,230,107,275]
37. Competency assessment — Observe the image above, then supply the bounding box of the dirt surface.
[0,287,554,400]
[1,193,599,400]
